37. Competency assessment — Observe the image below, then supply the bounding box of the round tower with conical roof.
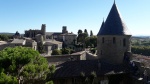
[97,2,132,64]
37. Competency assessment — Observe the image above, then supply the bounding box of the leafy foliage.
[90,30,93,37]
[132,46,150,56]
[0,34,13,41]
[61,48,71,54]
[131,37,150,56]
[38,42,45,53]
[45,81,54,84]
[85,36,97,48]
[0,46,50,83]
[77,33,88,43]
[51,49,62,55]
[0,72,18,84]
[78,29,83,35]
[84,29,89,37]
[77,29,96,49]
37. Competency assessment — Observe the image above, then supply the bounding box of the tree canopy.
[84,29,89,37]
[0,34,13,41]
[85,36,97,48]
[77,29,96,49]
[90,30,93,37]
[0,72,18,84]
[77,29,83,35]
[132,46,150,56]
[51,49,62,55]
[0,46,50,84]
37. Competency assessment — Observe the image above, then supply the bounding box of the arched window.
[102,37,104,43]
[113,37,116,44]
[123,38,126,47]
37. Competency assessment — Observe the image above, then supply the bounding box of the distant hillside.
[0,32,15,35]
[132,36,150,39]
[0,32,24,36]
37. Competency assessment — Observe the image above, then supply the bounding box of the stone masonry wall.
[97,35,131,64]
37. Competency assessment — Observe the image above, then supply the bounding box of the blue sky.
[0,0,150,36]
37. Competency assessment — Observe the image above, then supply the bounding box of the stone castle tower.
[97,2,132,64]
[41,24,46,40]
[62,26,68,34]
[24,24,46,40]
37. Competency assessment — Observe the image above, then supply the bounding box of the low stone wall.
[86,52,98,60]
[45,51,86,66]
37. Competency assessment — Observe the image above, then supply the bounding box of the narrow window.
[123,38,126,47]
[102,37,104,43]
[113,37,116,44]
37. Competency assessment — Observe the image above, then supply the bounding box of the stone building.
[43,39,63,55]
[24,24,46,40]
[24,24,76,48]
[97,2,132,64]
[10,38,37,50]
[59,33,76,47]
[46,26,70,40]
[46,26,77,48]
[0,38,37,51]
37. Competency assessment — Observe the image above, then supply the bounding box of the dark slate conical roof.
[97,2,131,35]
[97,20,105,35]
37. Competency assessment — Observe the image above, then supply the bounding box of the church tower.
[97,2,132,64]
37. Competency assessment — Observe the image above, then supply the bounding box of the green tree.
[84,36,97,48]
[0,72,18,84]
[77,29,83,35]
[45,81,53,84]
[61,48,70,54]
[0,35,9,41]
[61,48,75,54]
[84,29,89,37]
[131,46,150,56]
[90,36,97,47]
[38,42,45,53]
[46,65,56,83]
[77,33,88,43]
[90,30,93,37]
[85,37,91,48]
[0,46,50,84]
[51,49,62,55]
